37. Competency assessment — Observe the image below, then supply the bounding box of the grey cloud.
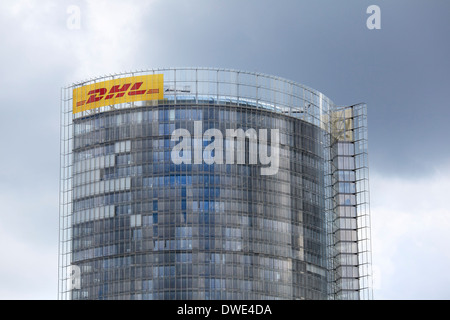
[0,0,449,299]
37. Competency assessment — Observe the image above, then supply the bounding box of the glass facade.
[326,105,372,300]
[59,68,372,300]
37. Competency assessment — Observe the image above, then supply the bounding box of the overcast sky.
[0,0,449,300]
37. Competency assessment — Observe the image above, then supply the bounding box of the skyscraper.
[59,68,372,300]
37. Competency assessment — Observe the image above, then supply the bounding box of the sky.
[0,0,449,300]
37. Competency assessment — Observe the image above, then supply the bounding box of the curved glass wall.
[59,68,372,300]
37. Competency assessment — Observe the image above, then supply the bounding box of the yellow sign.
[73,74,164,113]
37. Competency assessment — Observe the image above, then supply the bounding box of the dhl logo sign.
[73,74,164,114]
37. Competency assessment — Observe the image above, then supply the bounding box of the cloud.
[70,0,155,80]
[371,162,450,299]
[0,0,154,300]
[0,232,57,300]
[0,0,449,300]
[0,189,58,300]
[0,0,154,83]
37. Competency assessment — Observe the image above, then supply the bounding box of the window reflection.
[70,102,328,300]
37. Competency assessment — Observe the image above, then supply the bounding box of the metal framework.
[326,104,373,300]
[59,67,373,299]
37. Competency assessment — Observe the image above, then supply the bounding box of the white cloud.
[0,229,57,300]
[371,163,450,299]
[0,0,155,300]
[0,189,58,300]
[71,0,155,80]
[0,0,155,85]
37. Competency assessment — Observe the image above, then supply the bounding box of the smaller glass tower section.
[327,104,372,300]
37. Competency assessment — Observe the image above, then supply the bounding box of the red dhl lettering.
[77,82,160,107]
[73,74,164,114]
